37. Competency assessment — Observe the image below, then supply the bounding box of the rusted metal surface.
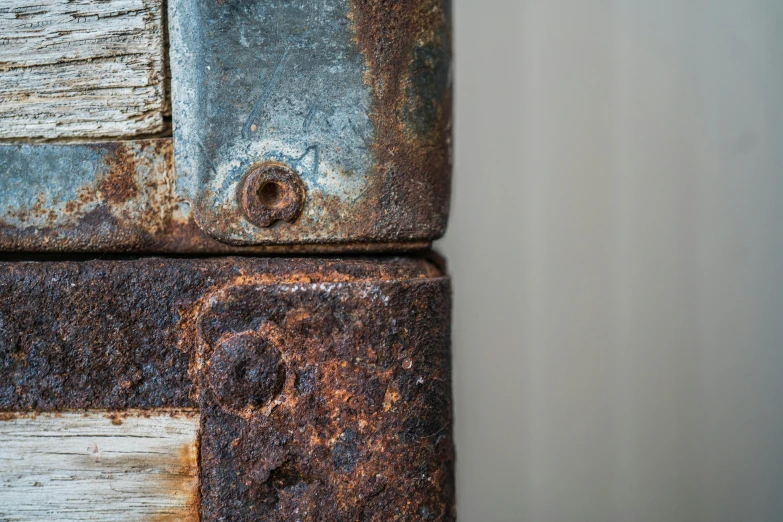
[0,139,429,254]
[240,162,307,228]
[1,0,452,252]
[169,0,452,247]
[0,139,219,254]
[195,278,454,521]
[0,257,197,410]
[1,139,171,252]
[0,256,454,519]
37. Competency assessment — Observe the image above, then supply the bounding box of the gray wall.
[437,1,783,520]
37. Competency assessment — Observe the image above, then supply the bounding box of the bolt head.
[207,331,285,411]
[240,162,305,227]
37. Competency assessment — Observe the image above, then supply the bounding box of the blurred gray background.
[436,1,783,520]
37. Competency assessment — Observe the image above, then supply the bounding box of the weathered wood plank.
[0,0,166,140]
[0,410,199,521]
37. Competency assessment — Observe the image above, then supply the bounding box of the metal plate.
[0,256,454,520]
[196,277,453,520]
[169,0,453,247]
[0,140,429,254]
[0,139,192,254]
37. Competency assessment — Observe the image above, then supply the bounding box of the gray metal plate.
[169,0,452,246]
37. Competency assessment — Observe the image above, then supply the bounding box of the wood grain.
[0,410,199,521]
[0,0,167,140]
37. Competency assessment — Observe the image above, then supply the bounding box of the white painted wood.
[0,410,199,521]
[0,0,167,140]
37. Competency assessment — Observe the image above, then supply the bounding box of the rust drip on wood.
[147,439,201,522]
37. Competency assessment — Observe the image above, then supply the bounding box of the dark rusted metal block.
[0,256,455,520]
[195,278,453,521]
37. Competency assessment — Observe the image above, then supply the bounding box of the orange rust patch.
[98,143,139,204]
[163,440,202,522]
[140,412,200,522]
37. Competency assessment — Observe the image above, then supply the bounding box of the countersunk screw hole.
[258,181,284,209]
[240,162,306,227]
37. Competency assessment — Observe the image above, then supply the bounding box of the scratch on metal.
[241,45,292,140]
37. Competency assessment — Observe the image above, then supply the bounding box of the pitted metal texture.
[0,256,454,520]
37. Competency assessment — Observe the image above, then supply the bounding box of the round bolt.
[207,331,285,411]
[240,162,305,227]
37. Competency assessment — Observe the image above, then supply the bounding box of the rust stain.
[142,412,200,522]
[149,440,201,522]
[97,143,140,204]
[180,439,201,522]
[348,0,452,238]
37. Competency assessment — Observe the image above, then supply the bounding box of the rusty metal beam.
[0,140,430,254]
[0,256,454,520]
